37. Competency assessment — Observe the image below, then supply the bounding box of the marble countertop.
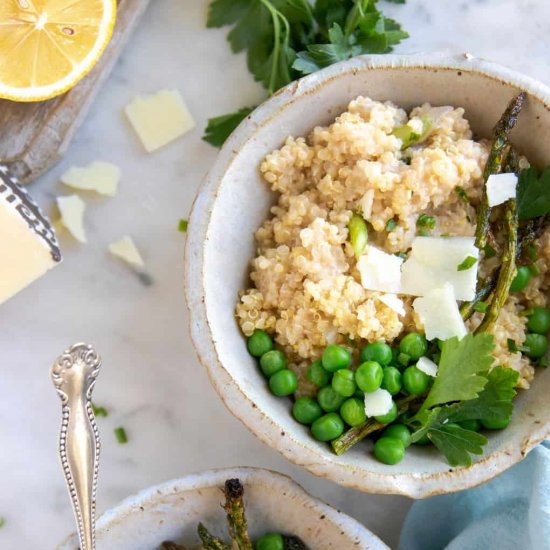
[2,1,550,548]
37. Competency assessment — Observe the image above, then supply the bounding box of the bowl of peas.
[57,468,386,550]
[185,52,550,497]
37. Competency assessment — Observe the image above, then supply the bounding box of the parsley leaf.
[457,255,477,271]
[207,0,250,28]
[178,219,189,233]
[385,0,406,3]
[202,107,255,147]
[517,167,550,220]
[428,424,487,467]
[421,333,495,411]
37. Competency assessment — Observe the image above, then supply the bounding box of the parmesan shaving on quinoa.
[486,173,518,207]
[357,246,403,294]
[377,293,406,316]
[416,356,438,377]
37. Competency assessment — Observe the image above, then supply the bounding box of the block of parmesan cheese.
[125,89,195,152]
[0,165,61,305]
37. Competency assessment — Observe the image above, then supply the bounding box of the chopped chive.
[178,219,189,233]
[473,301,489,313]
[528,263,541,277]
[507,338,518,353]
[538,356,549,368]
[519,308,535,317]
[0,517,5,528]
[92,403,108,418]
[114,427,128,444]
[398,352,410,366]
[466,214,472,224]
[395,251,408,261]
[526,243,538,262]
[386,218,397,231]
[418,228,430,237]
[483,244,497,259]
[440,232,451,237]
[457,255,478,271]
[455,186,470,203]
[417,214,436,229]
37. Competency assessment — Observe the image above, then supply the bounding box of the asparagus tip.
[224,478,244,499]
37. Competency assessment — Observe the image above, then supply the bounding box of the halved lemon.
[0,0,117,102]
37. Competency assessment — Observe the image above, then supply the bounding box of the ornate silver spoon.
[51,343,102,550]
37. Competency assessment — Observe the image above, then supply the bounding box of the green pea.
[259,350,286,378]
[349,213,368,258]
[373,437,405,465]
[332,369,357,397]
[268,369,297,397]
[399,333,428,360]
[459,419,481,432]
[292,397,323,425]
[510,266,532,292]
[403,366,430,395]
[481,416,511,430]
[311,413,345,441]
[307,360,331,387]
[355,361,383,392]
[360,342,393,365]
[527,307,550,335]
[340,398,367,426]
[374,401,398,424]
[255,533,284,550]
[247,330,274,357]
[322,345,351,372]
[381,424,411,448]
[317,386,346,412]
[381,366,402,395]
[523,333,548,358]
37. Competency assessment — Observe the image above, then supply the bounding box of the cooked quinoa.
[236,97,550,390]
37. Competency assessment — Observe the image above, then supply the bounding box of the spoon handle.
[51,343,102,550]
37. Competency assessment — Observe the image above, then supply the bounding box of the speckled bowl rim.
[184,52,550,498]
[57,467,387,549]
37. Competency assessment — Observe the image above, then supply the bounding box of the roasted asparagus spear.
[224,479,253,550]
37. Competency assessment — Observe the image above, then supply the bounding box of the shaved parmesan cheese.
[61,161,120,197]
[125,89,195,153]
[109,236,145,269]
[364,388,393,417]
[416,356,438,377]
[377,293,406,316]
[57,195,87,243]
[486,173,518,207]
[357,246,403,293]
[360,189,375,220]
[413,283,467,341]
[401,236,479,300]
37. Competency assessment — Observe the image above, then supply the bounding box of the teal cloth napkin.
[399,442,550,550]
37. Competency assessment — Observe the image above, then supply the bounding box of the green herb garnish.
[457,255,478,271]
[417,214,436,229]
[507,338,518,353]
[114,427,128,444]
[92,403,108,418]
[517,166,550,220]
[455,185,470,203]
[205,0,408,146]
[386,218,397,231]
[0,518,5,528]
[483,243,497,258]
[178,219,189,233]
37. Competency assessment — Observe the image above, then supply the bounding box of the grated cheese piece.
[109,236,145,269]
[61,161,121,197]
[364,388,393,418]
[416,356,438,377]
[357,246,403,293]
[486,173,518,207]
[125,89,195,152]
[401,236,479,301]
[57,195,87,243]
[413,283,467,341]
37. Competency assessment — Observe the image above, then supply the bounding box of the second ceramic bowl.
[185,52,550,498]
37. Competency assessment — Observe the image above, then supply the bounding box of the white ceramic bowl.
[185,52,550,498]
[57,468,386,549]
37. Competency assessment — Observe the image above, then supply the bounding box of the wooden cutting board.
[0,0,151,185]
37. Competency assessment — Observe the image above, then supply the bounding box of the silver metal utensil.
[51,343,102,550]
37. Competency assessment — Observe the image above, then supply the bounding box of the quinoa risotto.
[235,94,550,466]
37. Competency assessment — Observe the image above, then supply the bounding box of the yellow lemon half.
[0,0,117,102]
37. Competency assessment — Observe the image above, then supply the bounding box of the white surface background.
[2,1,550,548]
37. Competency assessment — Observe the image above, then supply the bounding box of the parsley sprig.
[204,0,408,146]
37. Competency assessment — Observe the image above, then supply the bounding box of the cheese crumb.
[57,195,87,243]
[61,161,121,197]
[364,388,393,417]
[486,173,518,207]
[413,283,467,341]
[377,293,406,316]
[401,236,479,301]
[125,89,195,152]
[416,356,438,377]
[109,236,145,269]
[357,246,403,293]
